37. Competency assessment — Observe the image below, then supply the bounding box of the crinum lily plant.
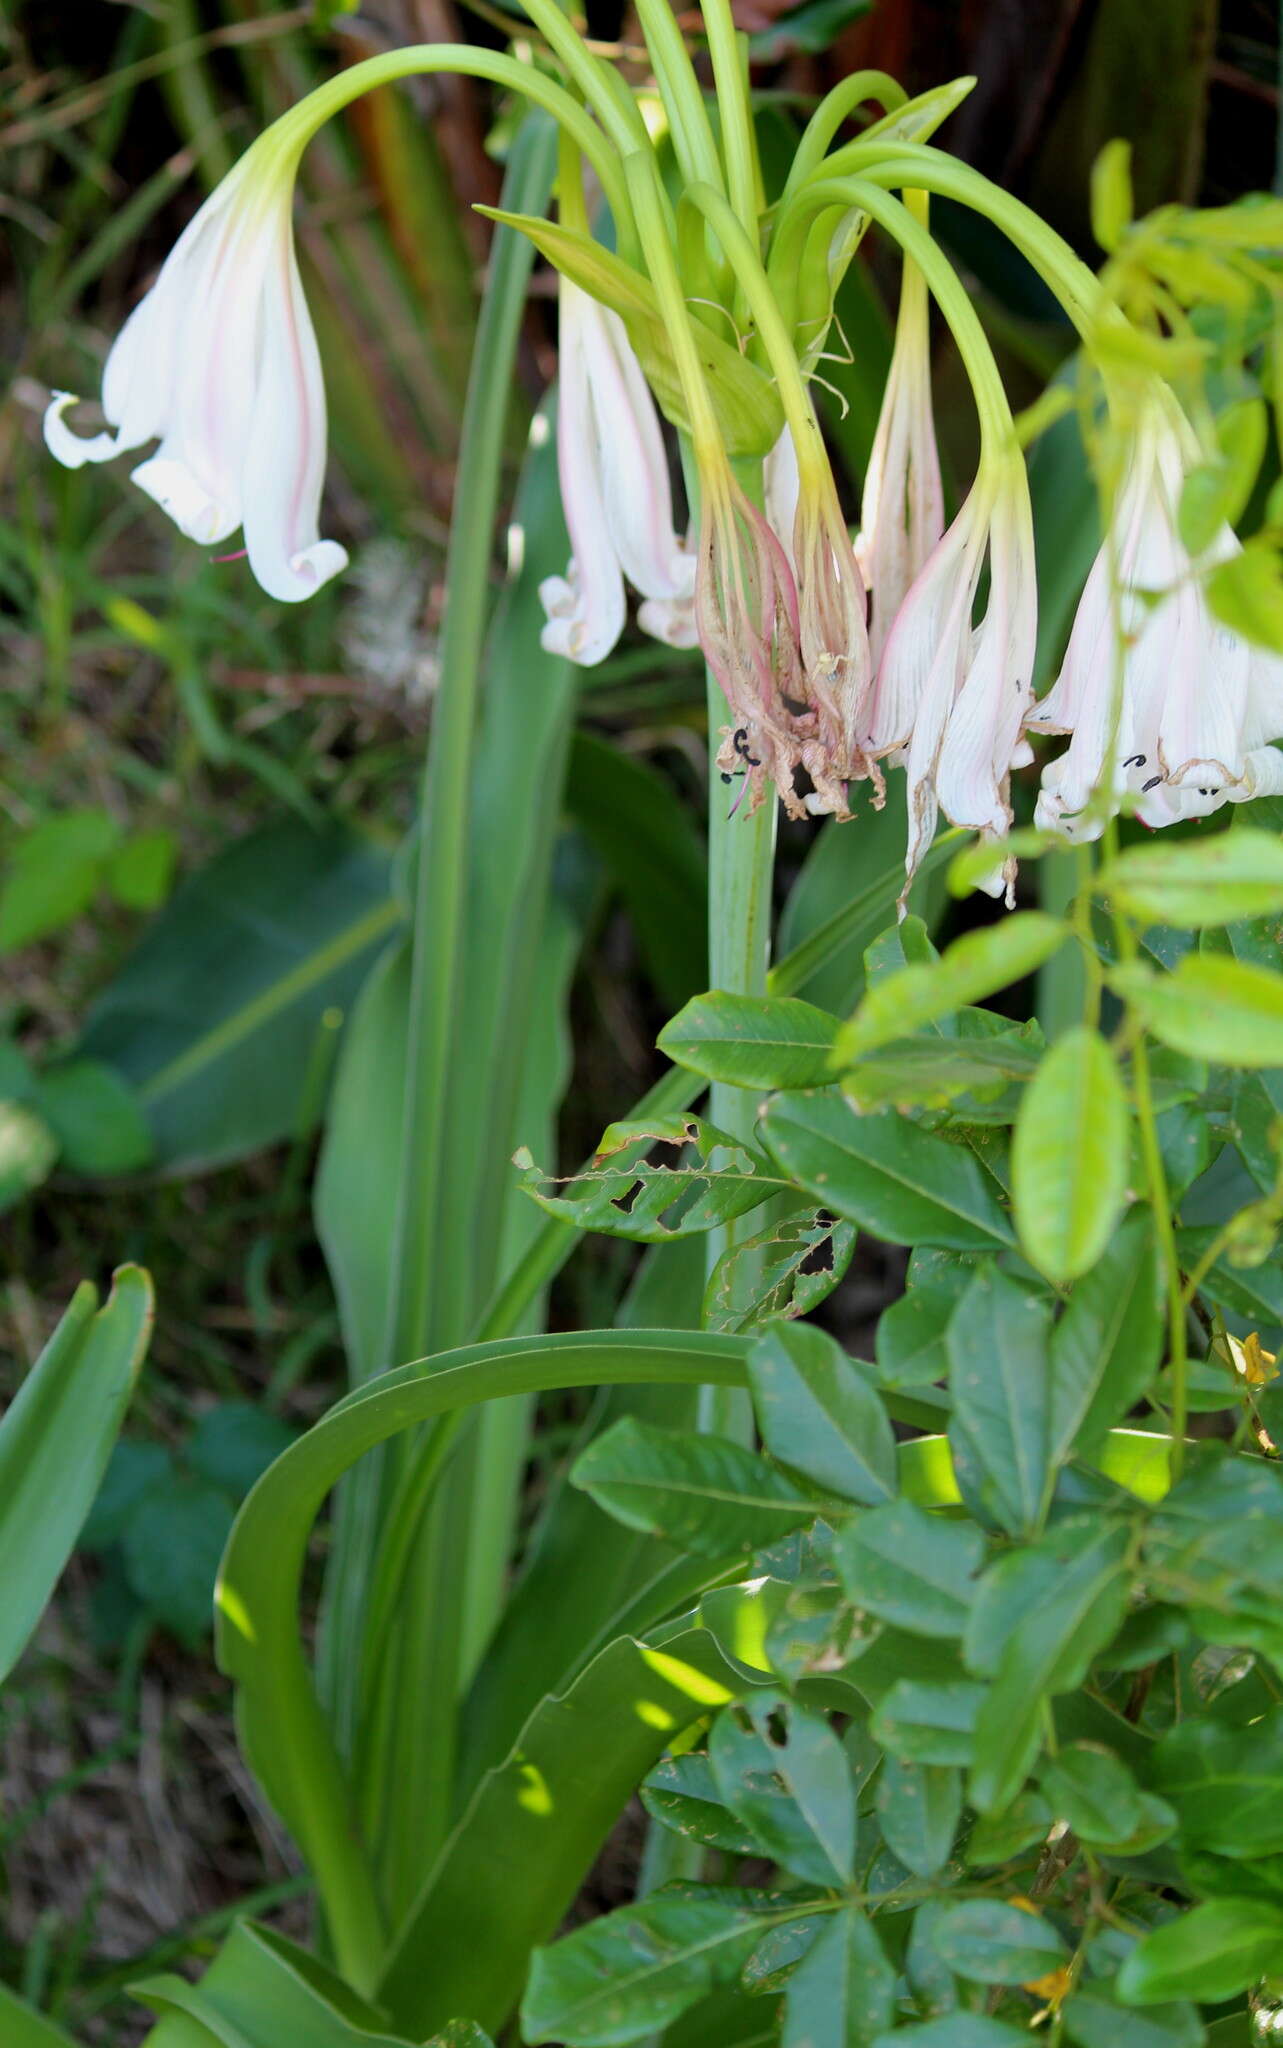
[46,20,1283,882]
[38,7,1283,2045]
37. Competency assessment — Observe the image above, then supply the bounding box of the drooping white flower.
[855,254,945,663]
[44,138,347,605]
[1032,405,1283,836]
[866,458,1037,896]
[539,280,696,664]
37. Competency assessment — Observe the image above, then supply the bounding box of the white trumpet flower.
[1032,406,1283,837]
[866,459,1036,895]
[855,254,945,663]
[539,281,696,664]
[44,138,347,605]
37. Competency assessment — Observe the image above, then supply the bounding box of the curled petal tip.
[43,390,121,469]
[131,455,235,545]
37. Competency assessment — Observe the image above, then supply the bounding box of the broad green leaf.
[947,1269,1052,1537]
[1150,1706,1283,1858]
[780,1907,895,2048]
[837,1032,1042,1116]
[0,1265,152,1683]
[748,1322,896,1507]
[516,1115,787,1241]
[108,827,177,912]
[968,1518,1133,1813]
[870,1679,986,1766]
[1208,540,1283,654]
[703,1209,856,1334]
[0,1099,57,1211]
[1062,1986,1205,2048]
[642,1752,760,1855]
[186,1404,298,1501]
[133,1920,425,2046]
[1040,1744,1174,1851]
[930,1899,1067,1984]
[659,993,840,1091]
[382,1630,768,2036]
[0,806,121,951]
[1049,1209,1164,1461]
[710,1691,855,1884]
[571,1416,819,1556]
[1116,1899,1283,2004]
[835,1500,984,1638]
[0,1982,78,2047]
[872,2021,1028,2047]
[122,1472,236,1645]
[1100,828,1283,927]
[567,732,706,1011]
[33,1057,153,1174]
[834,915,1067,1060]
[875,1758,962,1876]
[522,1890,784,2047]
[761,1092,1015,1251]
[1111,955,1283,1067]
[965,1792,1054,1866]
[82,821,399,1169]
[1178,397,1267,555]
[875,1283,957,1389]
[1011,1028,1130,1282]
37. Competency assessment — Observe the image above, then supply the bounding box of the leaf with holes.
[710,1691,855,1885]
[515,1116,787,1241]
[702,1209,856,1334]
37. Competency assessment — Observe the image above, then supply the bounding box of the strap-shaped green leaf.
[0,1263,152,1684]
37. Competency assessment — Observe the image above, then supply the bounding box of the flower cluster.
[42,26,1283,889]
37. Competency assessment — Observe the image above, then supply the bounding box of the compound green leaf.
[761,1092,1015,1251]
[1099,828,1283,927]
[947,1269,1052,1537]
[835,1500,984,1638]
[875,1759,962,1876]
[710,1691,855,1885]
[1111,955,1283,1067]
[781,1907,895,2048]
[930,1900,1066,1985]
[517,1115,788,1241]
[1116,1899,1283,2005]
[571,1417,820,1556]
[748,1322,896,1507]
[834,915,1067,1060]
[1011,1028,1130,1283]
[659,992,840,1091]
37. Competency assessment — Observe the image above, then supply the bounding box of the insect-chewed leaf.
[833,914,1067,1061]
[570,1416,822,1556]
[658,991,840,1091]
[514,1115,786,1241]
[710,1690,855,1886]
[702,1208,855,1334]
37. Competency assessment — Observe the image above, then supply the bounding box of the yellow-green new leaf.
[1112,955,1283,1066]
[0,1264,153,1683]
[833,914,1067,1063]
[1012,1029,1130,1282]
[1099,828,1283,927]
